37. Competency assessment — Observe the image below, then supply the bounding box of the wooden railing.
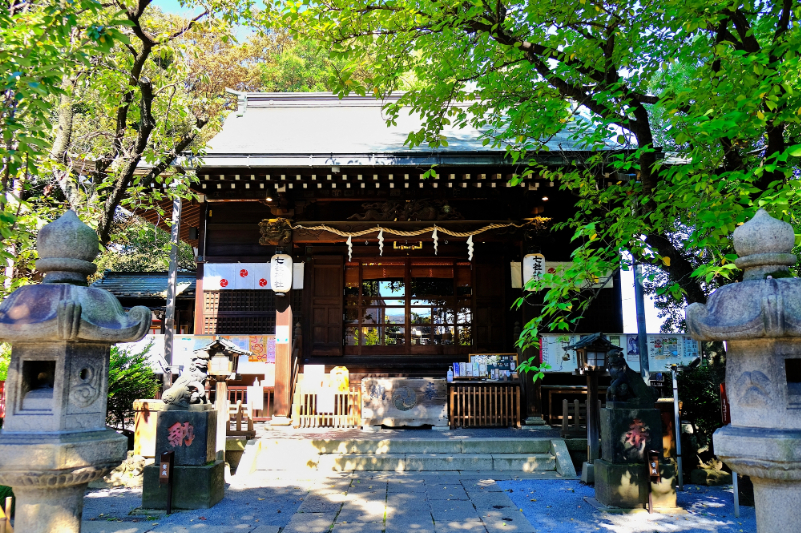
[290,322,302,412]
[226,386,273,422]
[292,378,362,429]
[560,399,603,438]
[448,382,522,428]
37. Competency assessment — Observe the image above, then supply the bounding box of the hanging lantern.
[270,253,293,294]
[522,253,546,290]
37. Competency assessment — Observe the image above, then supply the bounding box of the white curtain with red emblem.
[233,263,256,290]
[253,262,271,290]
[203,263,235,290]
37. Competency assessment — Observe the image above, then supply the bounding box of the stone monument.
[686,208,801,532]
[0,210,151,532]
[594,349,677,509]
[142,344,224,510]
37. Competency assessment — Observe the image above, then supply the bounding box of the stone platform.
[251,426,576,476]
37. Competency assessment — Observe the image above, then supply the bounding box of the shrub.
[677,358,726,452]
[107,342,160,430]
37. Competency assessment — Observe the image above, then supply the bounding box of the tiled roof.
[92,272,196,299]
[199,92,592,168]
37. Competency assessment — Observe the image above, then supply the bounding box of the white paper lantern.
[270,254,293,293]
[522,253,546,290]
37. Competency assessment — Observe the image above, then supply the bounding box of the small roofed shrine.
[139,92,625,426]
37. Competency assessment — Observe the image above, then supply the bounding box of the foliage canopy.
[265,0,801,350]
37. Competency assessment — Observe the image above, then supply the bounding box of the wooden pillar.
[273,294,293,422]
[215,379,227,462]
[586,370,601,463]
[193,203,207,335]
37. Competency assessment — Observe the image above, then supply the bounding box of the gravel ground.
[497,479,756,533]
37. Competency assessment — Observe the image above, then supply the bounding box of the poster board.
[116,334,276,380]
[539,333,702,373]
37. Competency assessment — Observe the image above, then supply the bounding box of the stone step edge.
[262,453,558,472]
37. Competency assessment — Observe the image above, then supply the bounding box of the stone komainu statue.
[605,348,657,408]
[162,350,210,410]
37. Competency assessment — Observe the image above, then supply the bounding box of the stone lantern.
[0,211,151,533]
[565,333,616,483]
[686,208,801,532]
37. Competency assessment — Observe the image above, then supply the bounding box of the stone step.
[258,438,553,456]
[314,453,556,472]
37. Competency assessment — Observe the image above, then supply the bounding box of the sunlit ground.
[498,479,756,533]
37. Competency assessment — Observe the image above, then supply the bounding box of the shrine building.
[139,92,624,427]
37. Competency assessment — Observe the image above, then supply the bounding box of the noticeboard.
[538,333,702,373]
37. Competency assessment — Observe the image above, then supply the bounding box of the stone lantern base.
[0,429,127,532]
[715,425,801,532]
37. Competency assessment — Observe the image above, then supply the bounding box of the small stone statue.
[162,350,210,410]
[606,349,657,408]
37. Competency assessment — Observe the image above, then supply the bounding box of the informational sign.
[247,385,264,411]
[271,254,293,293]
[275,325,290,344]
[159,451,174,484]
[539,332,702,373]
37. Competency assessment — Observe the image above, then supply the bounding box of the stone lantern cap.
[0,210,151,343]
[686,209,800,341]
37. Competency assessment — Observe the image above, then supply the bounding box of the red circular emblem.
[259,278,268,287]
[240,269,249,278]
[220,279,229,288]
[547,267,556,273]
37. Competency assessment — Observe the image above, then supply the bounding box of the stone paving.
[80,472,546,533]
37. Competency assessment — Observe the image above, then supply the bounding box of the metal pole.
[633,259,650,382]
[672,367,684,490]
[586,370,600,463]
[733,471,740,518]
[163,194,183,389]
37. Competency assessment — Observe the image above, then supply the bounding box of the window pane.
[410,325,432,345]
[363,280,405,297]
[385,326,406,345]
[383,309,405,324]
[458,326,472,346]
[411,308,432,324]
[344,286,359,297]
[411,278,454,297]
[362,326,405,345]
[433,308,447,324]
[433,325,455,345]
[456,306,472,324]
[345,326,359,346]
[344,309,359,324]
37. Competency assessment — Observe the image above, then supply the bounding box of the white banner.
[203,263,234,290]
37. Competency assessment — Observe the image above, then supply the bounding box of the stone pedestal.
[595,406,676,509]
[0,210,152,533]
[155,406,216,466]
[686,209,801,532]
[142,460,225,510]
[143,404,224,510]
